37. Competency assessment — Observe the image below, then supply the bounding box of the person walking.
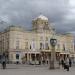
[61,59,64,67]
[64,57,69,71]
[1,53,6,69]
[47,58,49,64]
[69,58,72,67]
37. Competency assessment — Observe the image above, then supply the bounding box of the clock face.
[50,39,57,46]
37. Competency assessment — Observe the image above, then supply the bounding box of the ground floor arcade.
[8,51,72,64]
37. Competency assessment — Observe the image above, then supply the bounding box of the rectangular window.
[46,37,48,41]
[16,54,19,59]
[40,37,43,41]
[40,43,42,49]
[25,42,28,49]
[57,44,60,50]
[40,43,44,49]
[30,45,31,49]
[16,41,19,49]
[63,44,65,51]
[45,43,49,50]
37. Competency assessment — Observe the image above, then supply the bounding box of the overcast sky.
[0,0,75,34]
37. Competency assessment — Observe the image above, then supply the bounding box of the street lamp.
[50,38,57,69]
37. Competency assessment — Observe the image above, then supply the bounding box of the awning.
[60,52,70,54]
[60,50,70,54]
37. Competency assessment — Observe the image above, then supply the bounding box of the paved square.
[0,64,75,75]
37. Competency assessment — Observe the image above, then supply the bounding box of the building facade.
[0,15,75,64]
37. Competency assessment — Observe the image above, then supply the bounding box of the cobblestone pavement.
[0,64,75,75]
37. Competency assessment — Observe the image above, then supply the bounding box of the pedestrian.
[1,53,6,69]
[61,59,64,67]
[42,60,45,64]
[69,58,72,67]
[2,61,6,69]
[39,60,41,65]
[64,58,69,71]
[47,58,48,64]
[63,59,66,69]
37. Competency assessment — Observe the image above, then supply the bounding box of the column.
[27,53,29,63]
[35,54,36,64]
[29,53,32,61]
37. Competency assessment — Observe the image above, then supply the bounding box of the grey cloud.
[0,0,75,34]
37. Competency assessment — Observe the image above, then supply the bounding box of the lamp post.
[50,38,57,69]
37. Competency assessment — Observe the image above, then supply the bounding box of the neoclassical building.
[0,15,75,64]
